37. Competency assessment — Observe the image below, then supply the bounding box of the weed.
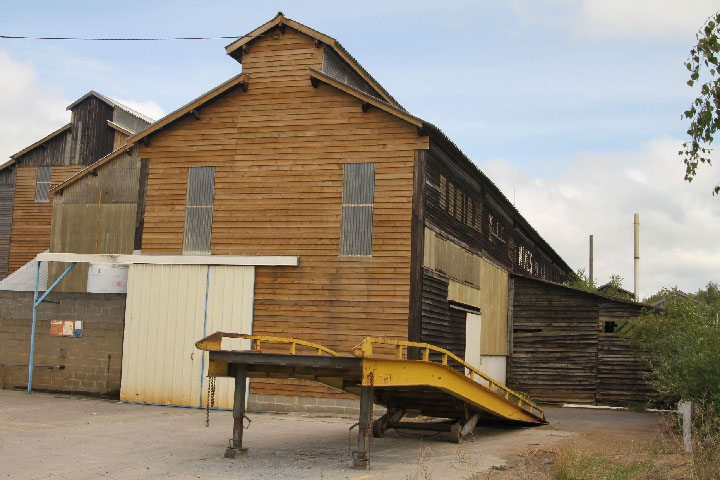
[405,444,432,480]
[551,446,655,480]
[688,401,720,480]
[490,464,506,471]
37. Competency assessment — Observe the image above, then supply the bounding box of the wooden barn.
[0,92,152,280]
[39,13,652,410]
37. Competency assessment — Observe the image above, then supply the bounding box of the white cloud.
[0,51,69,163]
[111,98,165,122]
[571,0,718,40]
[508,0,718,41]
[479,136,720,299]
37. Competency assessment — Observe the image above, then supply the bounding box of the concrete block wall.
[0,291,125,396]
[248,393,361,416]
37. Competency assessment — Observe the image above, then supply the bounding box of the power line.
[0,33,269,41]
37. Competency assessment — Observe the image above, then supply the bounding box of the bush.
[624,284,720,406]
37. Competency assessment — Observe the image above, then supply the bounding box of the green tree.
[681,11,720,195]
[565,269,634,301]
[565,268,595,292]
[624,284,720,406]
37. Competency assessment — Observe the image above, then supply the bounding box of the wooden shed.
[49,14,596,411]
[0,92,152,280]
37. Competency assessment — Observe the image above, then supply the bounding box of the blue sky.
[1,0,718,297]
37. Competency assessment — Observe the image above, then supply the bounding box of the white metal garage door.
[120,264,254,408]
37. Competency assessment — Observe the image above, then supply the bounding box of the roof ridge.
[66,90,156,124]
[225,13,403,110]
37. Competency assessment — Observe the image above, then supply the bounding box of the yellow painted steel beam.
[196,332,340,356]
[352,337,543,416]
[361,358,545,424]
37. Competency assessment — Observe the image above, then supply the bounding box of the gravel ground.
[0,389,663,479]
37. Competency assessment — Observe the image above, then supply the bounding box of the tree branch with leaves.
[681,11,720,195]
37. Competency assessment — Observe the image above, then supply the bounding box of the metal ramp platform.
[195,332,546,469]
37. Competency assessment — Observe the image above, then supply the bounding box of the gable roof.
[8,122,72,162]
[309,69,573,275]
[512,272,655,309]
[225,12,403,110]
[52,73,249,193]
[2,90,155,171]
[66,90,155,124]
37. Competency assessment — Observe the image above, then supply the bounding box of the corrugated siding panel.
[423,227,508,355]
[340,163,374,256]
[55,152,141,205]
[183,167,215,254]
[121,264,254,408]
[48,203,137,292]
[34,166,52,202]
[113,107,152,134]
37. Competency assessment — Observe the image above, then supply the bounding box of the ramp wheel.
[372,418,387,438]
[449,424,462,443]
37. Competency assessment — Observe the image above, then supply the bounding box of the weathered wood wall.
[0,168,16,278]
[69,97,115,166]
[424,143,569,283]
[138,27,428,398]
[8,166,82,272]
[597,334,656,406]
[508,275,653,406]
[422,228,508,355]
[3,95,126,278]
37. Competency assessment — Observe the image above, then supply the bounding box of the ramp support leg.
[225,365,248,458]
[449,413,479,443]
[352,385,373,469]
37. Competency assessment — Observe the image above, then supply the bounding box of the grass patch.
[552,448,655,480]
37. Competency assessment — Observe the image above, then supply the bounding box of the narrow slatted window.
[35,166,52,203]
[183,166,215,254]
[341,163,375,256]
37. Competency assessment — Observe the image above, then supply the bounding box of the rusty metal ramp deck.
[195,333,545,468]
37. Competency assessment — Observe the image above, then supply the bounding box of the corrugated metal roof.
[0,253,48,291]
[66,90,156,125]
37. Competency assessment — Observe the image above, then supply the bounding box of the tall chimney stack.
[634,213,640,302]
[589,234,594,288]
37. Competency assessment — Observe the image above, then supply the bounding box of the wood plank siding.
[508,275,653,406]
[0,168,16,278]
[9,166,83,272]
[2,93,144,279]
[424,142,568,283]
[138,27,428,397]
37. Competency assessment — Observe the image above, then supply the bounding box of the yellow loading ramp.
[195,333,546,469]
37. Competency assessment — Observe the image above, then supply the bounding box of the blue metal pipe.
[28,261,40,394]
[28,261,77,394]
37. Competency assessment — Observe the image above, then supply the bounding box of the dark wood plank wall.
[70,97,115,166]
[420,269,464,358]
[0,168,16,278]
[509,275,654,406]
[509,275,600,404]
[138,27,428,398]
[424,141,569,283]
[597,334,656,406]
[13,128,72,167]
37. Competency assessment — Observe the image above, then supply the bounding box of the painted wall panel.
[423,227,508,355]
[121,264,254,408]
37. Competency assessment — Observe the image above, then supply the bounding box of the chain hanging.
[205,376,216,427]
